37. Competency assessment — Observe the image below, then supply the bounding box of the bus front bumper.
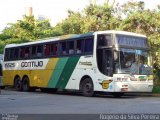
[114,81,153,92]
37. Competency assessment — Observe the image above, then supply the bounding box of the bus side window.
[32,46,37,58]
[14,48,19,59]
[84,37,93,54]
[10,48,15,60]
[60,42,68,55]
[44,44,50,56]
[20,48,25,59]
[67,41,74,55]
[76,39,84,54]
[24,47,30,58]
[37,45,43,57]
[4,49,9,61]
[50,43,58,56]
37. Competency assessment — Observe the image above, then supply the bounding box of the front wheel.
[81,78,94,97]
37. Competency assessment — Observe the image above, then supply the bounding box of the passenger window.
[31,45,43,58]
[14,48,19,59]
[24,47,30,58]
[10,48,15,59]
[32,46,37,57]
[44,44,50,56]
[50,43,58,56]
[37,45,43,57]
[76,39,84,54]
[4,49,9,61]
[44,43,58,57]
[10,48,19,60]
[68,41,74,55]
[20,48,25,59]
[60,42,67,55]
[84,37,93,53]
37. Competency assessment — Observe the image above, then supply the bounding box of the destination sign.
[115,35,148,48]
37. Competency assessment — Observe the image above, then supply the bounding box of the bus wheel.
[0,86,5,89]
[22,77,30,92]
[14,77,22,91]
[81,78,94,97]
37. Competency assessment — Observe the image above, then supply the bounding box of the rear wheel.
[0,86,5,89]
[22,77,30,92]
[14,77,22,91]
[81,78,94,97]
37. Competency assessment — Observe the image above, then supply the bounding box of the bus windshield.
[114,48,153,75]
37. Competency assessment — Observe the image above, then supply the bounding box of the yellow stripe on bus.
[3,58,59,87]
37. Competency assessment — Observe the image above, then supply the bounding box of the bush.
[152,86,160,93]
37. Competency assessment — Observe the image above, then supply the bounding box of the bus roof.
[95,30,146,38]
[5,30,146,48]
[5,32,94,48]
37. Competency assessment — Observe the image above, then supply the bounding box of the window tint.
[31,45,43,58]
[32,46,37,57]
[97,34,112,47]
[50,43,58,56]
[4,49,9,61]
[4,48,19,61]
[8,48,19,60]
[37,45,43,57]
[84,37,94,53]
[14,48,19,59]
[60,42,67,55]
[24,47,30,58]
[10,48,15,59]
[76,39,84,54]
[44,43,58,57]
[20,48,25,59]
[67,41,74,55]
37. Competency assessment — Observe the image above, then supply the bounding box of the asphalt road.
[0,89,160,115]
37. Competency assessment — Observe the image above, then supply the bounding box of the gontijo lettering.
[21,61,43,67]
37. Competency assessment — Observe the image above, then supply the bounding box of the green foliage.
[2,16,57,41]
[152,86,160,93]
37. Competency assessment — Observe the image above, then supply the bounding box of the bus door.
[102,49,113,76]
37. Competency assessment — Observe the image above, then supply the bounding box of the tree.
[2,16,57,41]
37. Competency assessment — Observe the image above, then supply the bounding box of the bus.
[2,30,153,97]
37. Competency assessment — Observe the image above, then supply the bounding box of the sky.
[0,0,159,31]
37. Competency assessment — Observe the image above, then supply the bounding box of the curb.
[125,93,160,97]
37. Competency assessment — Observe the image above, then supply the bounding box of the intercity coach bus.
[2,30,153,97]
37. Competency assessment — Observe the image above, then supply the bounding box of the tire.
[22,77,30,92]
[81,78,94,97]
[112,92,124,98]
[0,86,5,89]
[14,77,22,91]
